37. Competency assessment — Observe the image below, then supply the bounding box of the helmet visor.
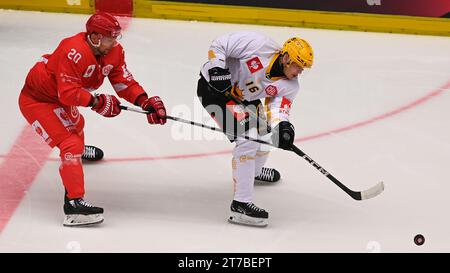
[100,33,122,46]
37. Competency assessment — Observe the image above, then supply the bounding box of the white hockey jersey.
[200,31,299,126]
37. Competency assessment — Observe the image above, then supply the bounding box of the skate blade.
[63,214,104,227]
[228,211,268,227]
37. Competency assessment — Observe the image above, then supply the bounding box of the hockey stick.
[120,104,384,201]
[289,145,384,200]
[119,105,272,145]
[223,92,385,201]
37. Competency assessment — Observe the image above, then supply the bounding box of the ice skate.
[81,145,104,162]
[255,167,281,183]
[63,196,104,227]
[228,200,268,227]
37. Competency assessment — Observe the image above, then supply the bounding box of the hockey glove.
[271,121,295,150]
[208,67,232,93]
[140,96,167,125]
[91,94,121,118]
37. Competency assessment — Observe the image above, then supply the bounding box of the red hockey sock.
[57,134,85,199]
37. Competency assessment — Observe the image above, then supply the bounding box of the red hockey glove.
[140,96,167,125]
[91,94,121,118]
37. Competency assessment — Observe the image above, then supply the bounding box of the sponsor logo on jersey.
[61,73,82,83]
[31,120,51,144]
[280,97,292,115]
[63,152,81,162]
[226,101,249,122]
[265,85,278,96]
[64,152,74,161]
[102,64,114,76]
[54,108,75,131]
[122,64,133,81]
[246,57,263,74]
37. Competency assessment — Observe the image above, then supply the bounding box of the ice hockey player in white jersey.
[197,31,314,227]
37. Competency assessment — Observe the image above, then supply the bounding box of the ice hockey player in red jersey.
[18,12,167,227]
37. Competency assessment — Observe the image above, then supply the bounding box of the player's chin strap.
[87,34,101,48]
[120,103,384,201]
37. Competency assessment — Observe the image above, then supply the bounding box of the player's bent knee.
[57,134,84,160]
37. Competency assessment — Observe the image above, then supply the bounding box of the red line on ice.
[295,81,450,142]
[0,126,51,233]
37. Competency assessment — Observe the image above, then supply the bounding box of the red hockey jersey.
[22,32,145,107]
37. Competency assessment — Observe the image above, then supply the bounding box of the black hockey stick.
[120,105,384,201]
[221,93,384,201]
[289,145,384,200]
[119,105,272,145]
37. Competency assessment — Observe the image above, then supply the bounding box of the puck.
[414,234,425,246]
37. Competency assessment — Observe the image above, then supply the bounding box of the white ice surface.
[0,10,450,252]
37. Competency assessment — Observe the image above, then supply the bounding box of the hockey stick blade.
[291,145,384,201]
[359,181,385,200]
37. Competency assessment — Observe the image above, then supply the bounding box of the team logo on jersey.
[265,85,278,96]
[102,64,114,76]
[246,57,263,74]
[83,65,96,78]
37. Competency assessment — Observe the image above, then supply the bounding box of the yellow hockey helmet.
[281,37,313,68]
